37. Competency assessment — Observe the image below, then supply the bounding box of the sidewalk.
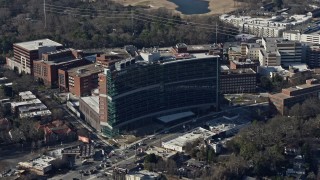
[63,104,112,146]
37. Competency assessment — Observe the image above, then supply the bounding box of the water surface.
[169,0,210,15]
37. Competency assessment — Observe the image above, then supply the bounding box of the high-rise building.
[261,37,302,67]
[306,44,320,68]
[98,48,220,137]
[7,39,63,74]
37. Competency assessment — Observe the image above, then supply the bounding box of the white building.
[246,43,262,60]
[259,49,281,66]
[162,127,215,152]
[126,170,160,180]
[18,155,56,175]
[11,91,52,119]
[220,14,312,37]
[283,30,320,44]
[258,37,303,67]
[19,91,37,101]
[206,115,249,137]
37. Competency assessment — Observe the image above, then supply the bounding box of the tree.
[18,119,43,142]
[289,103,302,118]
[207,147,217,163]
[252,153,272,176]
[239,142,258,160]
[306,172,316,180]
[12,74,36,93]
[260,76,272,91]
[51,108,64,120]
[0,86,6,99]
[226,139,240,154]
[144,153,158,164]
[195,146,207,161]
[300,99,320,119]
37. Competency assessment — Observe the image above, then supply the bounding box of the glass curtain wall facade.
[100,56,220,137]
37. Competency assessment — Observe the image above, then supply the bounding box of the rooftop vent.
[77,68,85,74]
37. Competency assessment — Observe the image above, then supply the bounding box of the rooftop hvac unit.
[77,69,85,74]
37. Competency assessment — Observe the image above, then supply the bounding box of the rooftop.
[102,48,132,58]
[157,111,194,123]
[19,91,37,101]
[289,63,309,72]
[18,155,56,171]
[221,65,230,71]
[220,14,312,30]
[231,59,258,65]
[85,47,132,58]
[11,99,42,109]
[19,91,33,96]
[20,109,52,118]
[15,39,62,51]
[183,44,222,52]
[42,120,73,135]
[286,83,319,92]
[18,103,48,113]
[270,92,291,99]
[127,170,160,178]
[39,48,83,65]
[95,48,132,66]
[221,68,256,74]
[162,127,215,148]
[80,96,99,113]
[159,53,220,65]
[62,143,94,157]
[270,81,320,99]
[68,64,104,78]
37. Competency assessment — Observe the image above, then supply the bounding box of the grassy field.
[113,0,243,15]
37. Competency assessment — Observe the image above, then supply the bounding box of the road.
[121,102,268,149]
[104,102,269,171]
[49,100,268,179]
[61,104,112,147]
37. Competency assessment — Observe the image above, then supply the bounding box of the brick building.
[220,68,257,94]
[269,79,320,115]
[229,60,259,72]
[7,39,63,74]
[58,64,103,97]
[96,49,131,67]
[33,49,90,87]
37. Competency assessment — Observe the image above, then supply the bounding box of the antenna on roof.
[44,0,47,29]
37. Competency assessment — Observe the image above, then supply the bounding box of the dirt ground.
[113,0,244,15]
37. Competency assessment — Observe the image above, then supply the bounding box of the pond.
[169,0,210,15]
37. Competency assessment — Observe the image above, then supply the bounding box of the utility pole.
[44,0,47,29]
[131,9,134,36]
[215,22,218,44]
